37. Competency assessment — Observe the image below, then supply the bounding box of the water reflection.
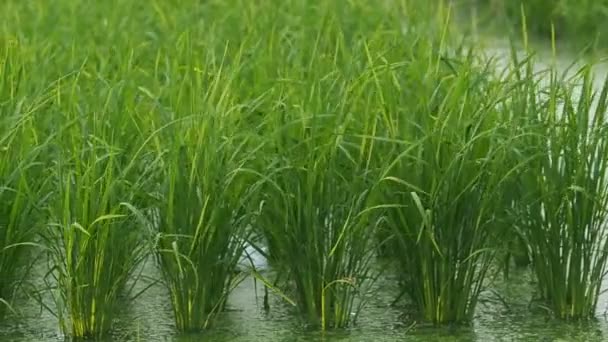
[2,256,608,341]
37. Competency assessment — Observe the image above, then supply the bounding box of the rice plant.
[250,58,381,328]
[151,121,253,331]
[253,119,378,330]
[379,50,516,324]
[0,41,51,317]
[40,72,153,338]
[241,6,398,324]
[43,132,150,339]
[0,122,46,317]
[132,41,260,332]
[509,55,608,319]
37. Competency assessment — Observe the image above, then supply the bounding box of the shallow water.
[2,258,608,342]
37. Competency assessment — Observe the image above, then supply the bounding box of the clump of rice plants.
[43,140,149,338]
[0,124,45,317]
[140,44,258,332]
[0,43,49,317]
[242,7,394,326]
[152,119,253,332]
[233,0,401,330]
[253,115,378,330]
[509,54,608,319]
[41,77,152,338]
[379,50,516,324]
[44,140,148,338]
[250,56,380,328]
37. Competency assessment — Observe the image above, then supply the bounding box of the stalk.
[42,69,151,339]
[510,55,608,319]
[379,51,515,324]
[144,43,258,332]
[0,39,49,318]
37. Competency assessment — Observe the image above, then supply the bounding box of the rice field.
[1,0,608,341]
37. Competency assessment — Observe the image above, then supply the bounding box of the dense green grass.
[0,45,47,315]
[377,50,518,323]
[152,121,253,332]
[253,128,378,329]
[238,1,402,329]
[40,77,153,338]
[505,47,608,319]
[140,45,260,331]
[251,104,379,329]
[1,0,608,339]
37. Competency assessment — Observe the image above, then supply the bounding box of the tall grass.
[0,130,31,315]
[0,41,50,317]
[41,71,152,338]
[508,52,608,319]
[43,142,148,338]
[235,0,404,330]
[5,0,608,336]
[0,118,44,317]
[254,114,378,329]
[245,8,385,327]
[153,122,252,331]
[144,46,259,331]
[241,0,519,326]
[378,49,517,323]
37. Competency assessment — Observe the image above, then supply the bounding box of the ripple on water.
[3,259,608,341]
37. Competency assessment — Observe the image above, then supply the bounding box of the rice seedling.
[43,142,149,338]
[239,1,412,327]
[39,69,154,338]
[507,50,608,319]
[0,119,45,317]
[253,116,379,330]
[377,48,518,324]
[241,18,380,326]
[0,41,52,317]
[152,123,253,332]
[144,50,261,332]
[42,135,150,338]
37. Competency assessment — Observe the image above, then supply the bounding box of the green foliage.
[377,49,516,323]
[154,123,252,331]
[0,112,44,317]
[507,51,608,319]
[0,41,50,317]
[146,50,257,331]
[233,0,402,329]
[43,142,148,338]
[254,116,378,329]
[39,67,153,338]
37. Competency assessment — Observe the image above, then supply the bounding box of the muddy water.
[1,261,608,341]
